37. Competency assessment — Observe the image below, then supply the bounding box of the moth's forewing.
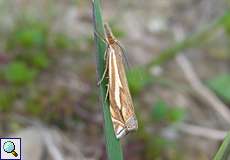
[107,46,127,138]
[109,104,127,138]
[104,23,138,139]
[112,44,138,131]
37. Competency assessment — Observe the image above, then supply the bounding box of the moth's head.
[104,23,115,44]
[104,23,112,36]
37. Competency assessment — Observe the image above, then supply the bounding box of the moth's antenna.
[104,23,130,69]
[94,30,109,45]
[115,41,130,70]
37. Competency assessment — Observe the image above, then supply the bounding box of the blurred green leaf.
[4,61,37,85]
[207,74,230,103]
[146,136,169,159]
[26,98,43,116]
[168,108,185,123]
[151,100,185,123]
[151,100,168,121]
[127,67,153,95]
[0,89,16,112]
[31,52,50,69]
[53,33,71,49]
[223,12,230,35]
[0,92,12,111]
[7,20,47,50]
[13,29,45,49]
[14,51,50,70]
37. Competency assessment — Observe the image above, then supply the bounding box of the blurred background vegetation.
[0,0,229,160]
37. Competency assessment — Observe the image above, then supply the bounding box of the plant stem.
[92,0,123,160]
[146,11,230,69]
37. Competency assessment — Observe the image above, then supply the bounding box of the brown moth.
[98,23,138,139]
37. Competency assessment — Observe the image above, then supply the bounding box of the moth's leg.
[97,63,107,86]
[94,30,109,60]
[104,83,109,102]
[104,45,109,60]
[94,31,108,45]
[97,48,109,86]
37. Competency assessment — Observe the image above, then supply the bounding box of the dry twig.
[174,27,230,124]
[40,128,65,160]
[178,123,227,140]
[176,54,230,124]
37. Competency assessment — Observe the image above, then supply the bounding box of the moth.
[97,23,138,139]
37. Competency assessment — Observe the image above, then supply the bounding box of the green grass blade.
[92,0,123,160]
[146,11,230,69]
[213,132,230,160]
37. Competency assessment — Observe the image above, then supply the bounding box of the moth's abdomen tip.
[126,116,138,131]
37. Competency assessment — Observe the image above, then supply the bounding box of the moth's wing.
[112,44,138,131]
[107,46,127,139]
[115,41,130,70]
[109,104,127,138]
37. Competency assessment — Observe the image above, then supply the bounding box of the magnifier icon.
[3,141,18,157]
